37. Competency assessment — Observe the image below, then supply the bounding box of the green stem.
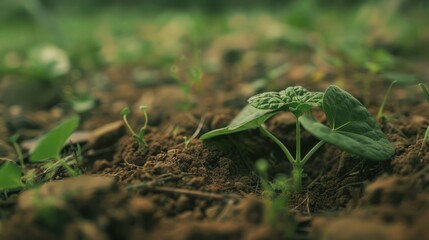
[302,140,325,165]
[377,80,396,121]
[123,115,138,137]
[11,141,25,172]
[58,157,78,177]
[259,126,295,165]
[295,119,301,163]
[142,109,148,130]
[292,165,303,192]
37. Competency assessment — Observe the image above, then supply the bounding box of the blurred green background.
[0,0,428,109]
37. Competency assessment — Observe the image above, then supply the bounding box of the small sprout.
[419,83,429,151]
[256,159,269,174]
[121,106,149,147]
[377,80,397,122]
[9,133,25,171]
[255,159,291,228]
[0,161,25,191]
[419,83,429,105]
[201,85,393,192]
[421,127,429,153]
[183,136,192,149]
[121,107,131,116]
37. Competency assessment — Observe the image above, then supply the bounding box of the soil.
[1,58,429,240]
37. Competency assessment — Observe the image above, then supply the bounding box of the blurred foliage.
[0,0,427,108]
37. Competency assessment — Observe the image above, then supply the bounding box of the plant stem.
[292,165,303,192]
[123,115,137,137]
[142,109,148,130]
[377,80,396,121]
[302,140,325,165]
[295,119,301,163]
[11,141,25,172]
[259,126,295,165]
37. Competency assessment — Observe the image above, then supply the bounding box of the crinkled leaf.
[248,92,285,110]
[0,161,24,191]
[200,105,277,140]
[30,115,80,162]
[249,86,323,116]
[300,86,394,161]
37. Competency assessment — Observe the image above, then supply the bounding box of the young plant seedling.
[170,54,204,111]
[419,83,429,151]
[9,134,25,171]
[377,80,397,122]
[183,136,192,149]
[255,159,291,228]
[0,160,25,192]
[0,115,81,192]
[201,86,394,192]
[30,115,82,177]
[121,106,149,148]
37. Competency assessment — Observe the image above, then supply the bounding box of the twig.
[170,116,205,149]
[149,186,241,202]
[305,192,311,216]
[216,199,236,221]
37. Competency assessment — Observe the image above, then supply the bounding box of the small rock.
[92,160,112,171]
[176,194,190,211]
[205,205,221,219]
[235,197,265,224]
[410,115,426,125]
[361,176,410,206]
[18,175,116,210]
[318,218,405,240]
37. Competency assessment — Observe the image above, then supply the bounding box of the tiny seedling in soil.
[0,116,81,192]
[121,106,149,147]
[9,134,25,171]
[377,80,397,122]
[201,86,394,192]
[0,160,25,192]
[419,83,429,151]
[256,159,292,230]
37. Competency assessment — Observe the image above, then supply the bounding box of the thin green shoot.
[377,80,397,122]
[121,106,149,147]
[9,134,25,172]
[421,126,429,153]
[255,159,291,230]
[419,83,429,152]
[183,136,192,149]
[419,83,429,105]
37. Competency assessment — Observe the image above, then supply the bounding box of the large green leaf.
[0,161,24,191]
[200,105,277,140]
[30,115,80,162]
[300,86,394,161]
[249,86,323,116]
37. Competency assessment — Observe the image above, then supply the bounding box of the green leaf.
[419,83,429,105]
[200,105,277,140]
[248,92,286,110]
[121,107,131,116]
[30,116,80,162]
[249,86,323,116]
[300,86,394,161]
[0,161,24,191]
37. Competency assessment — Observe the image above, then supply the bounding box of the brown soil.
[1,61,429,240]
